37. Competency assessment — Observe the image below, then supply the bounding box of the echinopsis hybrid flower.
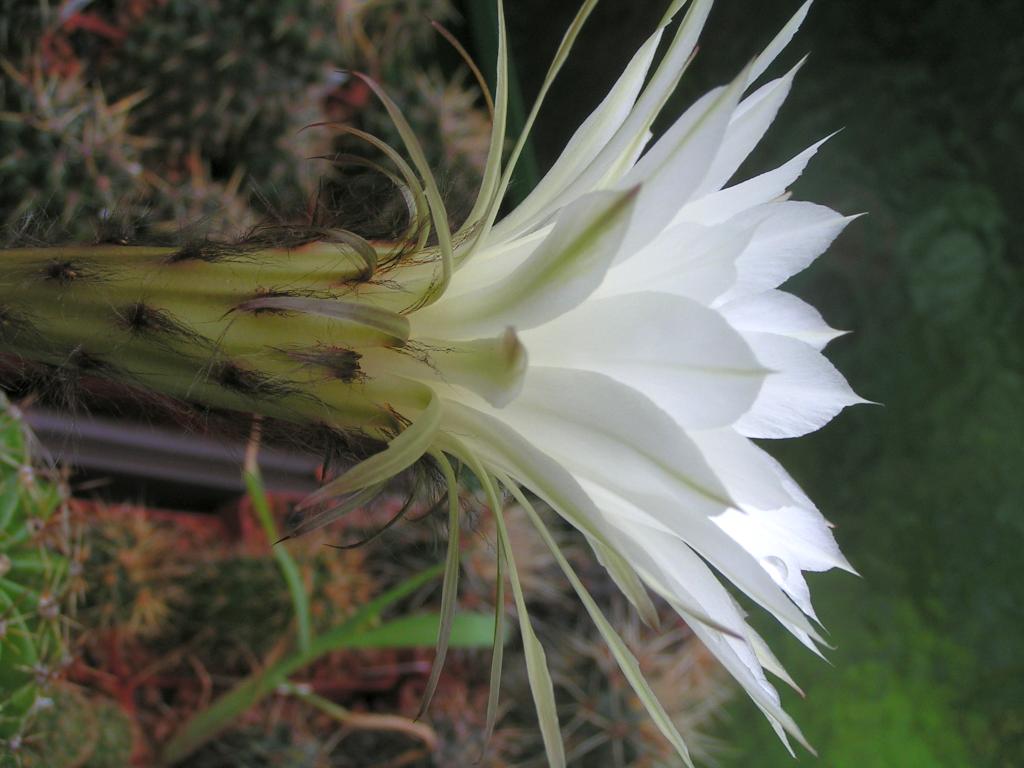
[407,0,861,758]
[0,0,862,762]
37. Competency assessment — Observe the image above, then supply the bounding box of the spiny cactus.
[17,686,134,768]
[2,0,490,239]
[547,601,732,766]
[95,0,341,206]
[333,0,488,221]
[0,59,151,236]
[0,393,71,762]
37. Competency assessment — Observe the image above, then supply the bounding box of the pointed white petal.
[746,623,805,695]
[459,367,822,641]
[720,201,856,303]
[478,0,605,250]
[690,428,795,510]
[720,288,845,349]
[609,522,814,751]
[715,503,854,618]
[731,447,856,577]
[597,511,756,639]
[677,135,833,226]
[615,67,749,257]
[688,618,815,754]
[748,0,812,86]
[521,292,767,429]
[696,60,804,197]
[444,225,551,299]
[589,534,660,627]
[440,400,742,633]
[491,31,663,241]
[501,367,731,508]
[537,0,713,210]
[736,332,864,438]
[576,478,824,642]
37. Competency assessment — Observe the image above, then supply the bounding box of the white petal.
[443,225,550,299]
[689,428,795,510]
[720,201,856,303]
[575,476,822,642]
[474,367,822,641]
[440,399,742,631]
[537,0,713,209]
[521,292,766,429]
[441,398,818,751]
[748,0,812,86]
[689,617,814,755]
[677,135,833,226]
[746,624,804,695]
[695,60,803,197]
[715,503,854,618]
[736,332,864,439]
[414,188,636,339]
[615,67,748,257]
[597,218,752,304]
[690,428,855,614]
[490,30,663,242]
[610,521,815,752]
[720,289,845,350]
[500,367,732,509]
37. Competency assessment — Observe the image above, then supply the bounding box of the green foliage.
[723,584,977,768]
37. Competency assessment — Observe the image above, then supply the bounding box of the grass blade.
[244,467,312,653]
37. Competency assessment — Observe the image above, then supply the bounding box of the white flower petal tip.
[749,0,814,86]
[288,0,864,757]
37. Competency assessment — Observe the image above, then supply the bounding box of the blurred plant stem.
[280,681,439,751]
[158,563,444,766]
[244,416,312,652]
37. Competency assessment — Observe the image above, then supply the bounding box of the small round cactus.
[0,393,71,763]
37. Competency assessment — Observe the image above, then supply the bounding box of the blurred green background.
[507,1,1024,765]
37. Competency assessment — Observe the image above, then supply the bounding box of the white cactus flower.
[298,0,865,762]
[0,0,860,762]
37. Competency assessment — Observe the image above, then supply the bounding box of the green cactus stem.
[0,236,466,512]
[2,240,420,402]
